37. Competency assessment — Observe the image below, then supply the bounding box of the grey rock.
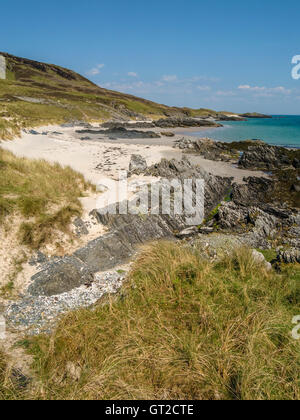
[154,117,221,129]
[174,137,239,162]
[76,126,160,139]
[251,250,272,271]
[145,157,233,217]
[29,251,48,267]
[277,248,300,264]
[231,176,275,207]
[129,154,147,174]
[239,144,297,170]
[73,217,89,237]
[28,256,93,297]
[177,226,199,238]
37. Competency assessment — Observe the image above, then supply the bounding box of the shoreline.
[177,116,300,149]
[1,124,270,185]
[0,122,298,339]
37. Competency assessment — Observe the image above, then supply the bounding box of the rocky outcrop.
[28,256,94,297]
[240,113,272,119]
[129,154,147,175]
[25,158,233,298]
[174,137,239,162]
[101,118,221,130]
[277,248,300,264]
[145,157,233,216]
[101,121,155,129]
[238,145,299,170]
[215,201,280,248]
[207,174,300,249]
[76,126,160,139]
[5,154,299,334]
[154,117,222,128]
[231,176,275,207]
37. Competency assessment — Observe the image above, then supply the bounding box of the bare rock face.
[28,256,94,297]
[277,248,300,264]
[238,145,298,170]
[129,154,147,175]
[145,158,233,216]
[231,177,275,207]
[216,201,279,248]
[211,173,300,250]
[174,137,239,162]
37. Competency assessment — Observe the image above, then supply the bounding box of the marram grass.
[0,147,94,249]
[9,241,299,400]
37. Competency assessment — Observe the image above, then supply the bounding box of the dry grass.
[21,242,300,400]
[0,351,23,400]
[0,147,94,249]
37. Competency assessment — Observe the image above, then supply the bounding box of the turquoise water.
[189,115,300,148]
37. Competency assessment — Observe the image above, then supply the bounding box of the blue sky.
[1,0,300,114]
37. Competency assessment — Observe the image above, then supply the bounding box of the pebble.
[5,271,126,335]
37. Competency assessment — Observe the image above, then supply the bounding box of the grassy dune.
[0,148,94,249]
[6,241,297,400]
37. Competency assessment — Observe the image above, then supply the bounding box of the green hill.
[0,52,219,139]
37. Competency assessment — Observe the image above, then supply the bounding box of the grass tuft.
[22,242,300,400]
[0,148,94,249]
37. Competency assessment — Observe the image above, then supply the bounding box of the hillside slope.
[0,52,219,139]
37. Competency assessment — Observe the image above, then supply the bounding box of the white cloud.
[238,84,292,95]
[162,75,178,82]
[86,64,105,76]
[100,74,219,99]
[216,90,237,97]
[196,85,211,91]
[238,85,251,90]
[128,72,138,77]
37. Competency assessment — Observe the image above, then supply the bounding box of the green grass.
[0,148,94,249]
[18,241,300,400]
[257,249,277,262]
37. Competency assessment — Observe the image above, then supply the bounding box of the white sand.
[1,125,180,185]
[1,124,268,216]
[0,125,267,295]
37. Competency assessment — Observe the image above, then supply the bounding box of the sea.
[187,115,300,148]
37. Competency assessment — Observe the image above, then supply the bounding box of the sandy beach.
[1,124,266,188]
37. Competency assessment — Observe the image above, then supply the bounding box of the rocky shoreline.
[1,124,299,336]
